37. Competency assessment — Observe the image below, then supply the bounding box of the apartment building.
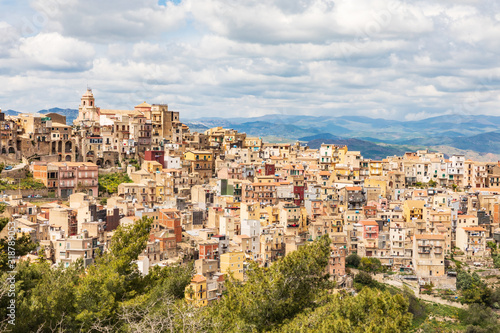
[456,226,487,257]
[32,161,98,197]
[412,234,445,277]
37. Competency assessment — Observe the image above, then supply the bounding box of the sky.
[0,0,500,120]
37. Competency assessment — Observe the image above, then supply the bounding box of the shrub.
[346,253,361,268]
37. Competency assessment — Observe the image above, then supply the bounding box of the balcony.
[348,196,364,203]
[416,260,441,266]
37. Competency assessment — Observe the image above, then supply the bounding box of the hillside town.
[2,89,500,307]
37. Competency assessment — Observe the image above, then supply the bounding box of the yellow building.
[369,161,383,177]
[335,146,348,165]
[142,160,163,174]
[220,251,245,281]
[264,205,279,225]
[185,274,208,307]
[364,177,387,197]
[244,137,262,150]
[403,200,425,222]
[184,150,213,162]
[183,150,213,180]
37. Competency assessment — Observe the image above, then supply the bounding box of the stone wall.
[98,167,126,175]
[2,188,49,197]
[0,167,28,179]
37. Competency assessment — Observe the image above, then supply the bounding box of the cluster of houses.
[2,90,500,306]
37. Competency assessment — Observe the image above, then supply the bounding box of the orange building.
[158,209,182,242]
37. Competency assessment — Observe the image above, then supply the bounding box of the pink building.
[328,246,346,277]
[360,219,379,239]
[32,162,99,198]
[360,219,379,257]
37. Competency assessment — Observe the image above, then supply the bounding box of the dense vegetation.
[98,172,133,195]
[487,241,500,269]
[455,269,500,308]
[0,174,46,191]
[346,253,385,273]
[2,216,499,332]
[0,216,194,332]
[0,223,417,332]
[0,217,37,272]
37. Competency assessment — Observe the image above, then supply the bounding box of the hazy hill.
[37,108,78,125]
[298,133,340,141]
[5,107,500,159]
[4,108,78,125]
[3,109,21,116]
[184,114,500,160]
[305,138,410,160]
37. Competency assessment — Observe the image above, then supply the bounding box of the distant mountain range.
[5,108,500,160]
[4,108,78,125]
[185,114,500,161]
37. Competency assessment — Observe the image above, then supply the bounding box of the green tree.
[457,270,482,291]
[142,262,194,300]
[359,257,383,273]
[402,286,426,322]
[493,255,500,268]
[98,172,133,195]
[205,235,332,332]
[456,270,492,305]
[0,214,200,332]
[275,288,412,333]
[353,271,385,291]
[7,260,83,332]
[489,287,500,309]
[459,303,500,332]
[346,253,361,268]
[0,233,37,272]
[487,241,497,255]
[354,271,374,286]
[74,216,153,329]
[0,217,8,231]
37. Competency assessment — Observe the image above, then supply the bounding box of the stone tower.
[76,88,98,124]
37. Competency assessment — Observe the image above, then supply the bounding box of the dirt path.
[416,293,466,309]
[383,278,466,309]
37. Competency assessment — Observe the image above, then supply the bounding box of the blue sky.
[1,0,500,120]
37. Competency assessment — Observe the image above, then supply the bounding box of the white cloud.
[18,32,95,71]
[1,0,500,121]
[30,0,187,43]
[0,22,19,57]
[407,85,445,97]
[189,0,434,44]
